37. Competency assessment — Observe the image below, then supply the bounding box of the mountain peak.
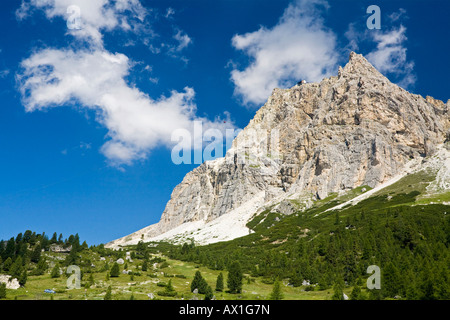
[106,52,449,249]
[339,51,384,80]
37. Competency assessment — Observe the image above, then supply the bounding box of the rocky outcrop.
[0,274,20,289]
[106,52,449,248]
[49,244,72,253]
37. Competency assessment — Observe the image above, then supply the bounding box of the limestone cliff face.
[106,52,449,247]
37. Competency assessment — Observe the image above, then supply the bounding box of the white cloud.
[344,22,362,52]
[0,69,10,78]
[16,0,234,166]
[230,0,339,106]
[366,25,416,88]
[173,30,192,52]
[230,1,416,105]
[143,65,159,83]
[345,9,415,89]
[18,48,233,165]
[80,142,92,150]
[388,8,407,22]
[152,29,193,63]
[16,0,150,46]
[165,7,175,19]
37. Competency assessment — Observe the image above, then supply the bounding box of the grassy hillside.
[162,180,450,300]
[0,236,354,300]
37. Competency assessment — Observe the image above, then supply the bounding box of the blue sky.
[0,0,449,245]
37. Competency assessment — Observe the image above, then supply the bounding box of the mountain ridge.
[106,52,449,248]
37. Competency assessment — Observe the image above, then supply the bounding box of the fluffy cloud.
[18,47,232,165]
[16,0,150,46]
[16,0,233,165]
[231,1,416,105]
[173,30,192,52]
[345,9,415,89]
[366,25,416,88]
[230,0,339,106]
[0,69,10,78]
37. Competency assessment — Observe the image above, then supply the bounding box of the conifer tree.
[10,256,23,279]
[0,282,6,299]
[88,273,95,287]
[32,257,48,276]
[16,233,23,243]
[73,234,80,250]
[191,271,208,294]
[191,270,203,293]
[64,249,78,266]
[166,279,175,292]
[227,261,243,294]
[215,273,224,292]
[33,257,47,276]
[383,262,402,298]
[30,244,41,263]
[136,241,146,255]
[2,257,12,272]
[368,287,383,300]
[204,285,214,300]
[334,212,340,225]
[269,279,284,300]
[51,264,60,278]
[110,262,120,277]
[0,242,4,261]
[289,271,303,287]
[104,286,112,300]
[50,232,57,244]
[17,241,28,258]
[350,285,363,300]
[331,280,345,300]
[23,230,33,244]
[216,259,225,270]
[4,238,15,260]
[19,268,27,287]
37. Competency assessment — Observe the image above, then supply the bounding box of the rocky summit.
[106,52,449,248]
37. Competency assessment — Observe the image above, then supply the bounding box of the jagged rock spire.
[339,52,386,80]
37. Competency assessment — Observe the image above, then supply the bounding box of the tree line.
[0,230,89,289]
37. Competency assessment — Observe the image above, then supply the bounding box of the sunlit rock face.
[106,52,449,248]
